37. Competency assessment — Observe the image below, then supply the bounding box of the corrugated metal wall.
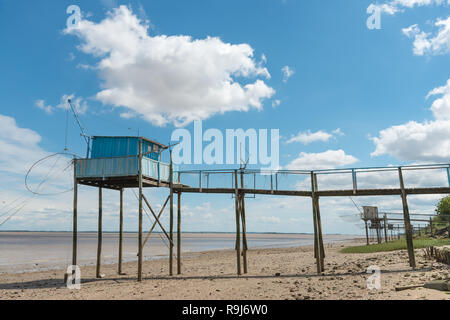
[91,137,159,161]
[76,156,178,183]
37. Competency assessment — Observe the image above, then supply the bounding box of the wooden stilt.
[169,150,174,276]
[429,217,433,236]
[96,187,103,278]
[72,159,78,267]
[118,188,124,275]
[138,140,143,281]
[177,192,182,275]
[234,170,241,276]
[310,172,322,274]
[364,220,369,245]
[398,168,416,269]
[384,214,388,243]
[240,170,248,274]
[315,197,325,272]
[313,174,325,272]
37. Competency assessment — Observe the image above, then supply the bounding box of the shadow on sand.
[0,267,431,291]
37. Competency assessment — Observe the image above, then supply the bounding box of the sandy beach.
[0,238,449,300]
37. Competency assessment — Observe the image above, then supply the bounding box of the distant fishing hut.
[72,136,180,281]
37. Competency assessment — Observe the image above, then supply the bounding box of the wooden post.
[384,214,388,243]
[96,187,103,278]
[364,220,369,245]
[137,140,143,281]
[118,188,124,275]
[169,150,174,276]
[177,192,182,275]
[398,167,416,269]
[310,172,322,274]
[429,217,433,236]
[240,171,248,274]
[72,159,78,267]
[376,222,381,244]
[313,174,325,272]
[234,170,241,276]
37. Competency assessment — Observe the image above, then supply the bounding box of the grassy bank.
[340,238,450,254]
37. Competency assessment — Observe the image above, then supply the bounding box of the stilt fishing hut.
[72,136,181,281]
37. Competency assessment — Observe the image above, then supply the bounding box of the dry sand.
[0,239,449,300]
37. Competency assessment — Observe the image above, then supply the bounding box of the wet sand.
[0,239,449,300]
[0,232,355,273]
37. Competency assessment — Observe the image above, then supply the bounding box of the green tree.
[435,196,450,222]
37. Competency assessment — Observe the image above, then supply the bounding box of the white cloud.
[285,150,359,170]
[272,99,281,108]
[428,78,450,119]
[402,17,450,56]
[64,5,275,127]
[371,78,450,162]
[35,100,54,114]
[287,128,344,145]
[281,65,294,83]
[35,94,88,115]
[375,0,448,15]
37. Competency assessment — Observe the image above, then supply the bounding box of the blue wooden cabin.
[76,136,178,189]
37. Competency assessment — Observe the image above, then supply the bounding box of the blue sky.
[1,0,449,234]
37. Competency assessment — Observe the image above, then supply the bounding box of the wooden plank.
[398,168,416,269]
[172,187,450,197]
[96,187,102,278]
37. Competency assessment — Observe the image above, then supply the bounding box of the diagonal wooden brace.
[141,195,171,250]
[142,194,173,248]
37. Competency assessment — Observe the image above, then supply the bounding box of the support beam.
[240,171,248,274]
[118,188,124,275]
[141,196,170,248]
[138,140,143,281]
[234,170,241,276]
[311,172,322,274]
[364,220,369,245]
[313,174,325,272]
[72,159,78,267]
[142,195,173,245]
[177,192,182,275]
[169,150,174,276]
[398,168,416,269]
[430,217,433,236]
[96,187,103,278]
[384,214,388,243]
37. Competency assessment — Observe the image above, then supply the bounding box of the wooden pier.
[71,143,450,281]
